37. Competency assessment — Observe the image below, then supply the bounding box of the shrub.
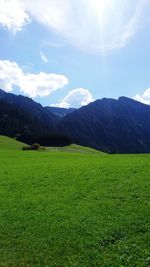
[22,143,40,151]
[31,143,40,150]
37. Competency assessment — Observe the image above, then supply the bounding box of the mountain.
[1,88,150,153]
[0,89,71,146]
[0,89,58,128]
[45,106,76,117]
[57,97,150,153]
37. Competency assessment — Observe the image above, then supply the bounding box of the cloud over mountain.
[134,88,150,105]
[52,88,94,108]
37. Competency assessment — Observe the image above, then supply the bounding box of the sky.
[0,0,150,108]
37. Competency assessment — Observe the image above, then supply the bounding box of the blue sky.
[0,0,150,108]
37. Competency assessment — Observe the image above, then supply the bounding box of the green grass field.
[0,136,150,266]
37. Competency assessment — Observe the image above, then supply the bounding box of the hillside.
[58,97,150,153]
[47,144,105,154]
[0,135,25,150]
[0,135,104,155]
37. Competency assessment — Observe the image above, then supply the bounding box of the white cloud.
[120,0,150,47]
[1,0,150,52]
[0,0,30,33]
[40,51,48,63]
[52,88,94,108]
[0,60,69,97]
[24,0,150,53]
[134,88,150,105]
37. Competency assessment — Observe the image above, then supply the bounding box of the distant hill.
[45,106,76,117]
[47,144,105,154]
[58,97,150,153]
[0,134,103,154]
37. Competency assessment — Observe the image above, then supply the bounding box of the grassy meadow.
[0,136,150,266]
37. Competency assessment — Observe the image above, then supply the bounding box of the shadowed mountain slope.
[0,89,71,145]
[57,97,150,153]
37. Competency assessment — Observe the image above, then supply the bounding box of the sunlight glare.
[87,0,119,52]
[92,0,114,17]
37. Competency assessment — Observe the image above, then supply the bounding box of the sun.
[89,0,118,33]
[92,0,110,14]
